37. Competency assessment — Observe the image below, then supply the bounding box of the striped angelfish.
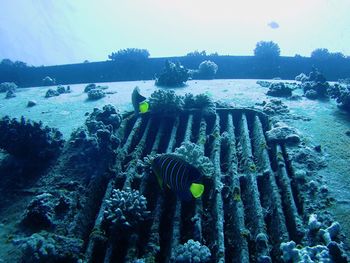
[151,154,205,201]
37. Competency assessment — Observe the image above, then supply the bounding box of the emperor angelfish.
[151,154,205,201]
[132,86,149,114]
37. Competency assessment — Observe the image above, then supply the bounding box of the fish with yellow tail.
[151,154,205,201]
[132,86,149,115]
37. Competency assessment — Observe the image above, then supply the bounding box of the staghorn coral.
[0,116,64,160]
[171,239,211,263]
[149,89,184,116]
[14,232,83,263]
[103,188,150,229]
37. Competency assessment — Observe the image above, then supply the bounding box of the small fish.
[268,21,279,29]
[132,86,149,114]
[151,154,205,201]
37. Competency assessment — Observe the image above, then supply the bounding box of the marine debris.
[1,100,348,262]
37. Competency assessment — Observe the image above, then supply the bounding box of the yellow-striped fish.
[151,154,205,201]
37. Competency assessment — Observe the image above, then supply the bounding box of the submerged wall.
[1,56,350,87]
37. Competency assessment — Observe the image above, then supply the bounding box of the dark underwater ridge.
[1,57,350,262]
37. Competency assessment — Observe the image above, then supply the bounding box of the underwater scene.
[1,1,350,262]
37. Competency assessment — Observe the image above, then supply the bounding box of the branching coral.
[14,232,83,263]
[0,116,64,160]
[328,84,350,111]
[149,89,184,116]
[173,142,214,178]
[171,239,211,263]
[103,188,150,229]
[69,105,121,165]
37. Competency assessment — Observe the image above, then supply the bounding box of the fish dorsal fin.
[190,183,204,198]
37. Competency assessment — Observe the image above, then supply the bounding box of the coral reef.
[261,99,289,116]
[155,60,189,87]
[45,88,59,98]
[170,239,211,263]
[256,81,272,88]
[103,188,150,230]
[84,83,108,93]
[42,76,56,86]
[280,241,331,262]
[21,193,71,230]
[0,82,17,93]
[197,60,218,79]
[300,68,329,99]
[305,89,318,100]
[183,93,216,116]
[14,232,83,263]
[45,85,70,98]
[21,193,56,229]
[0,116,64,160]
[173,142,214,178]
[149,89,184,116]
[295,73,308,82]
[108,48,150,61]
[254,41,280,59]
[87,88,106,100]
[266,82,293,97]
[328,84,350,111]
[280,213,347,262]
[69,105,121,167]
[266,122,300,145]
